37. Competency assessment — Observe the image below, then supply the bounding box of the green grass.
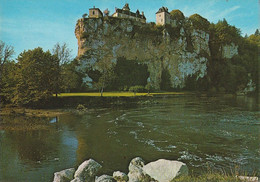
[172,173,241,182]
[54,92,187,97]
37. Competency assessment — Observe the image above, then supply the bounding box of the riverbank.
[0,91,237,114]
[53,157,258,182]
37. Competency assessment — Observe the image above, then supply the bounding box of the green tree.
[12,47,60,106]
[60,59,84,92]
[0,60,17,104]
[93,57,115,96]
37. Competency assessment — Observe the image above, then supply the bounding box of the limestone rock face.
[75,17,212,89]
[142,159,188,182]
[74,159,102,182]
[221,43,238,59]
[95,175,115,182]
[113,171,129,182]
[53,168,75,182]
[70,177,83,182]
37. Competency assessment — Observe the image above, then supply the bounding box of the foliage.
[0,41,15,72]
[207,18,258,93]
[92,58,115,96]
[165,24,181,40]
[132,23,163,41]
[211,19,241,46]
[0,60,17,104]
[0,41,15,104]
[129,85,146,93]
[52,42,72,65]
[60,59,85,92]
[12,48,60,106]
[160,68,171,90]
[113,57,149,90]
[170,9,185,21]
[189,14,210,32]
[80,32,89,39]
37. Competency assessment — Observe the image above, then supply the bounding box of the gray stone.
[74,159,102,182]
[95,175,115,182]
[128,157,145,172]
[127,157,155,182]
[142,159,188,182]
[113,171,129,182]
[53,168,75,182]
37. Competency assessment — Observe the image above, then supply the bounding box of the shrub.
[170,9,185,21]
[189,14,210,32]
[129,85,146,93]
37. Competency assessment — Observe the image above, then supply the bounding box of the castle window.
[161,19,163,22]
[93,11,95,15]
[159,15,161,17]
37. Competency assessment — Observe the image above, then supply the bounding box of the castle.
[87,3,176,26]
[88,3,146,23]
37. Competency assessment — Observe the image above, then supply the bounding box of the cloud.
[216,5,240,20]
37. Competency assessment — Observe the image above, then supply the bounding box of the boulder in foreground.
[53,168,75,182]
[74,159,102,182]
[142,159,188,182]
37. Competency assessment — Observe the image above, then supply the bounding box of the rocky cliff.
[75,16,237,89]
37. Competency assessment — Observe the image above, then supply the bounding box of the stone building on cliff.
[156,6,178,27]
[111,3,146,23]
[89,6,103,18]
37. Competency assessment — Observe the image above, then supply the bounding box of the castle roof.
[156,7,169,14]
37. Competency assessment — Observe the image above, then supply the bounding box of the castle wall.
[112,12,145,23]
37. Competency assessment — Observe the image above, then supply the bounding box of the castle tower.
[89,6,103,18]
[156,7,170,25]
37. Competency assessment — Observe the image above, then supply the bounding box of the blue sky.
[0,0,258,58]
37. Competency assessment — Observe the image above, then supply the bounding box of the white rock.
[142,159,188,182]
[53,168,75,182]
[74,159,102,182]
[70,177,83,182]
[237,176,258,182]
[95,175,115,182]
[113,171,129,182]
[222,43,238,59]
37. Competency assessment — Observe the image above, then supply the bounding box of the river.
[0,95,259,181]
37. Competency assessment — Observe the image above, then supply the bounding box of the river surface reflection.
[0,95,259,181]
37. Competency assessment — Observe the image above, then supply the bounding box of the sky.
[0,0,259,58]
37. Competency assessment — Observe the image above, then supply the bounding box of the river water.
[0,95,259,181]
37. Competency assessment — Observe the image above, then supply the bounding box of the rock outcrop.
[75,16,212,89]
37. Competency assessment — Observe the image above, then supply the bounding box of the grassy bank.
[173,173,258,182]
[55,91,187,97]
